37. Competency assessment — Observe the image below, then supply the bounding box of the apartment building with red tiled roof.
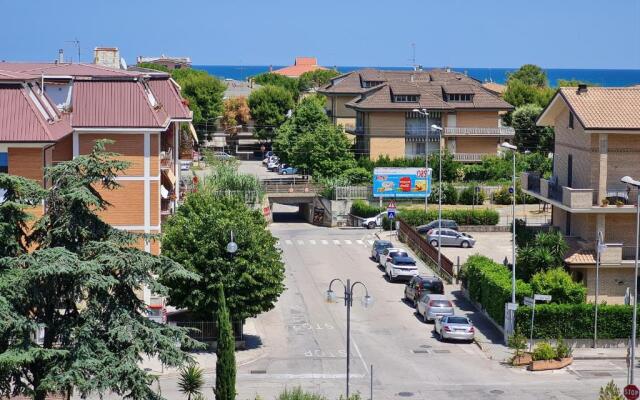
[272,57,327,78]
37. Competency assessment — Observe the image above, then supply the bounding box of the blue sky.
[1,0,639,69]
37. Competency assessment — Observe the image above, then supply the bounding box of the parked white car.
[362,212,385,229]
[416,293,455,322]
[385,255,418,282]
[434,315,475,342]
[378,248,409,268]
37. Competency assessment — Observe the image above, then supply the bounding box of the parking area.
[237,159,304,180]
[437,231,514,266]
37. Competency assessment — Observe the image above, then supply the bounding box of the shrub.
[277,387,327,400]
[492,182,537,205]
[599,380,624,400]
[515,303,638,339]
[555,337,572,359]
[458,185,486,205]
[515,218,537,248]
[532,341,556,361]
[350,200,383,218]
[340,167,372,185]
[463,255,532,324]
[508,331,527,359]
[529,267,586,304]
[428,182,458,204]
[400,208,499,227]
[517,231,569,280]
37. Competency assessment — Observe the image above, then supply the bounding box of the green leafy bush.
[508,331,528,359]
[458,185,486,205]
[396,209,499,227]
[350,200,383,218]
[340,167,372,185]
[277,387,327,400]
[515,303,638,339]
[555,337,572,359]
[492,182,538,205]
[428,182,458,204]
[529,267,586,304]
[517,230,569,280]
[599,380,624,400]
[532,341,556,361]
[463,255,532,324]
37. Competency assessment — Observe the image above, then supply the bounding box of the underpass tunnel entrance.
[271,203,308,223]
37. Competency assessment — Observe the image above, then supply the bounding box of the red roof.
[0,62,141,78]
[71,80,168,128]
[272,57,326,78]
[147,78,192,120]
[0,69,36,81]
[0,84,71,142]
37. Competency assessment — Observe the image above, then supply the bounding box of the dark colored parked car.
[404,275,444,305]
[416,219,459,234]
[370,240,394,262]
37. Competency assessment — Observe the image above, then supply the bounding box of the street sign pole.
[529,299,536,352]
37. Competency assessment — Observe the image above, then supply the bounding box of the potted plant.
[601,198,610,207]
[616,200,624,207]
[529,340,573,371]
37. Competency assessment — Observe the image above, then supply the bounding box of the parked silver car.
[416,293,455,322]
[434,315,475,342]
[427,228,475,248]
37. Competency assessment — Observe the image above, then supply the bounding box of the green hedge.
[458,185,486,205]
[350,200,383,218]
[463,255,532,324]
[515,303,637,339]
[395,208,499,227]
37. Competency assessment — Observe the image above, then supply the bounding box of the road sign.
[534,294,552,302]
[508,187,514,194]
[387,209,396,219]
[387,200,396,209]
[624,384,639,400]
[523,297,534,306]
[506,302,519,311]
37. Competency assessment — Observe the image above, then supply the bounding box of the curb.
[573,355,627,360]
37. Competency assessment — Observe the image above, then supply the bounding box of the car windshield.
[390,251,408,258]
[394,260,415,266]
[446,317,469,324]
[424,281,443,291]
[431,300,452,307]
[375,242,392,249]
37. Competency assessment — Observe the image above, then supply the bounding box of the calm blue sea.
[194,65,640,87]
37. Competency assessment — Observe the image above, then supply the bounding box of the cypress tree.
[215,284,236,400]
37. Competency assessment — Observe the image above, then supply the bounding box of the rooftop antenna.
[409,43,418,71]
[65,39,80,63]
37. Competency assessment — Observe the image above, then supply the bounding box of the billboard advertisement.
[372,167,432,198]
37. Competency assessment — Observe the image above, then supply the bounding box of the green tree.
[162,195,285,320]
[599,380,624,400]
[507,64,548,87]
[517,231,569,280]
[503,79,555,109]
[273,94,329,164]
[0,141,200,400]
[172,68,226,126]
[556,79,599,88]
[136,62,170,73]
[291,123,357,178]
[530,267,586,304]
[178,365,204,400]
[215,285,236,400]
[511,103,554,152]
[248,85,295,140]
[252,72,299,98]
[428,151,463,182]
[0,174,44,257]
[298,69,340,92]
[340,167,371,185]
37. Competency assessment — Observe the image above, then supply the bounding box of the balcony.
[522,172,640,213]
[160,149,174,171]
[453,153,489,162]
[443,127,515,136]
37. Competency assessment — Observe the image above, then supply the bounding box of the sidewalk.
[139,318,267,377]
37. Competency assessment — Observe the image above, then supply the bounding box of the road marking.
[333,240,340,245]
[344,239,352,245]
[356,240,364,245]
[297,240,304,245]
[285,240,293,245]
[321,240,329,245]
[352,336,369,374]
[238,373,365,379]
[367,240,374,245]
[309,240,316,245]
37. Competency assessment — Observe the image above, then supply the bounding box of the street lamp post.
[326,279,373,399]
[500,142,518,305]
[594,231,609,348]
[431,125,444,269]
[621,175,640,384]
[413,108,429,212]
[226,230,238,254]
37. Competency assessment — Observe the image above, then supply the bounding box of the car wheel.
[461,241,470,248]
[430,240,438,247]
[367,221,376,229]
[282,171,288,175]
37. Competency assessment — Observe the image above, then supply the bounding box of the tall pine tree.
[0,141,202,400]
[215,284,236,400]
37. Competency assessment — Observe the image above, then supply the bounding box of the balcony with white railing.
[453,153,489,162]
[443,127,515,136]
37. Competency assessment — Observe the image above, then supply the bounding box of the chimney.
[93,47,121,69]
[410,74,414,82]
[58,49,64,64]
[577,84,588,94]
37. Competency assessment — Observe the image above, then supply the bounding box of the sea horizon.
[194,64,640,87]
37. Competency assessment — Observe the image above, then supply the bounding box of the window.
[0,152,7,173]
[447,93,473,102]
[362,80,383,88]
[569,112,574,129]
[394,95,419,102]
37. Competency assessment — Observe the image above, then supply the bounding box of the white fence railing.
[334,186,371,200]
[444,127,515,136]
[453,153,488,162]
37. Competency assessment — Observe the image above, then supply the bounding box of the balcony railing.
[160,149,174,171]
[453,153,488,162]
[443,127,515,136]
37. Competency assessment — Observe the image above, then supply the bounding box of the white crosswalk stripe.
[297,240,304,245]
[367,240,374,245]
[309,240,316,245]
[356,240,364,245]
[333,240,340,245]
[285,240,293,245]
[321,240,329,245]
[344,240,352,245]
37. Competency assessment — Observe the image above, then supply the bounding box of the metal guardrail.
[334,186,371,200]
[453,153,488,162]
[397,219,454,283]
[443,127,515,136]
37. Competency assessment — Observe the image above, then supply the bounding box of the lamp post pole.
[594,231,602,348]
[621,176,640,384]
[431,125,444,270]
[327,279,373,399]
[414,108,429,212]
[500,142,518,313]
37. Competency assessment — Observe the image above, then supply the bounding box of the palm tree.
[178,364,205,400]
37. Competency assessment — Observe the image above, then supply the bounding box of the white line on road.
[333,240,340,245]
[367,240,374,245]
[344,239,352,245]
[309,240,316,245]
[321,240,329,245]
[297,240,304,245]
[238,373,365,379]
[356,240,364,245]
[352,337,369,375]
[285,240,293,245]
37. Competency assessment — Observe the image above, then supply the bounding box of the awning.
[161,168,176,186]
[161,185,169,199]
[189,122,199,144]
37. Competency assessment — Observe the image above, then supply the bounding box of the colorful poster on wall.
[372,167,432,198]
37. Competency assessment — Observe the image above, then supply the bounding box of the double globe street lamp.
[326,279,373,399]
